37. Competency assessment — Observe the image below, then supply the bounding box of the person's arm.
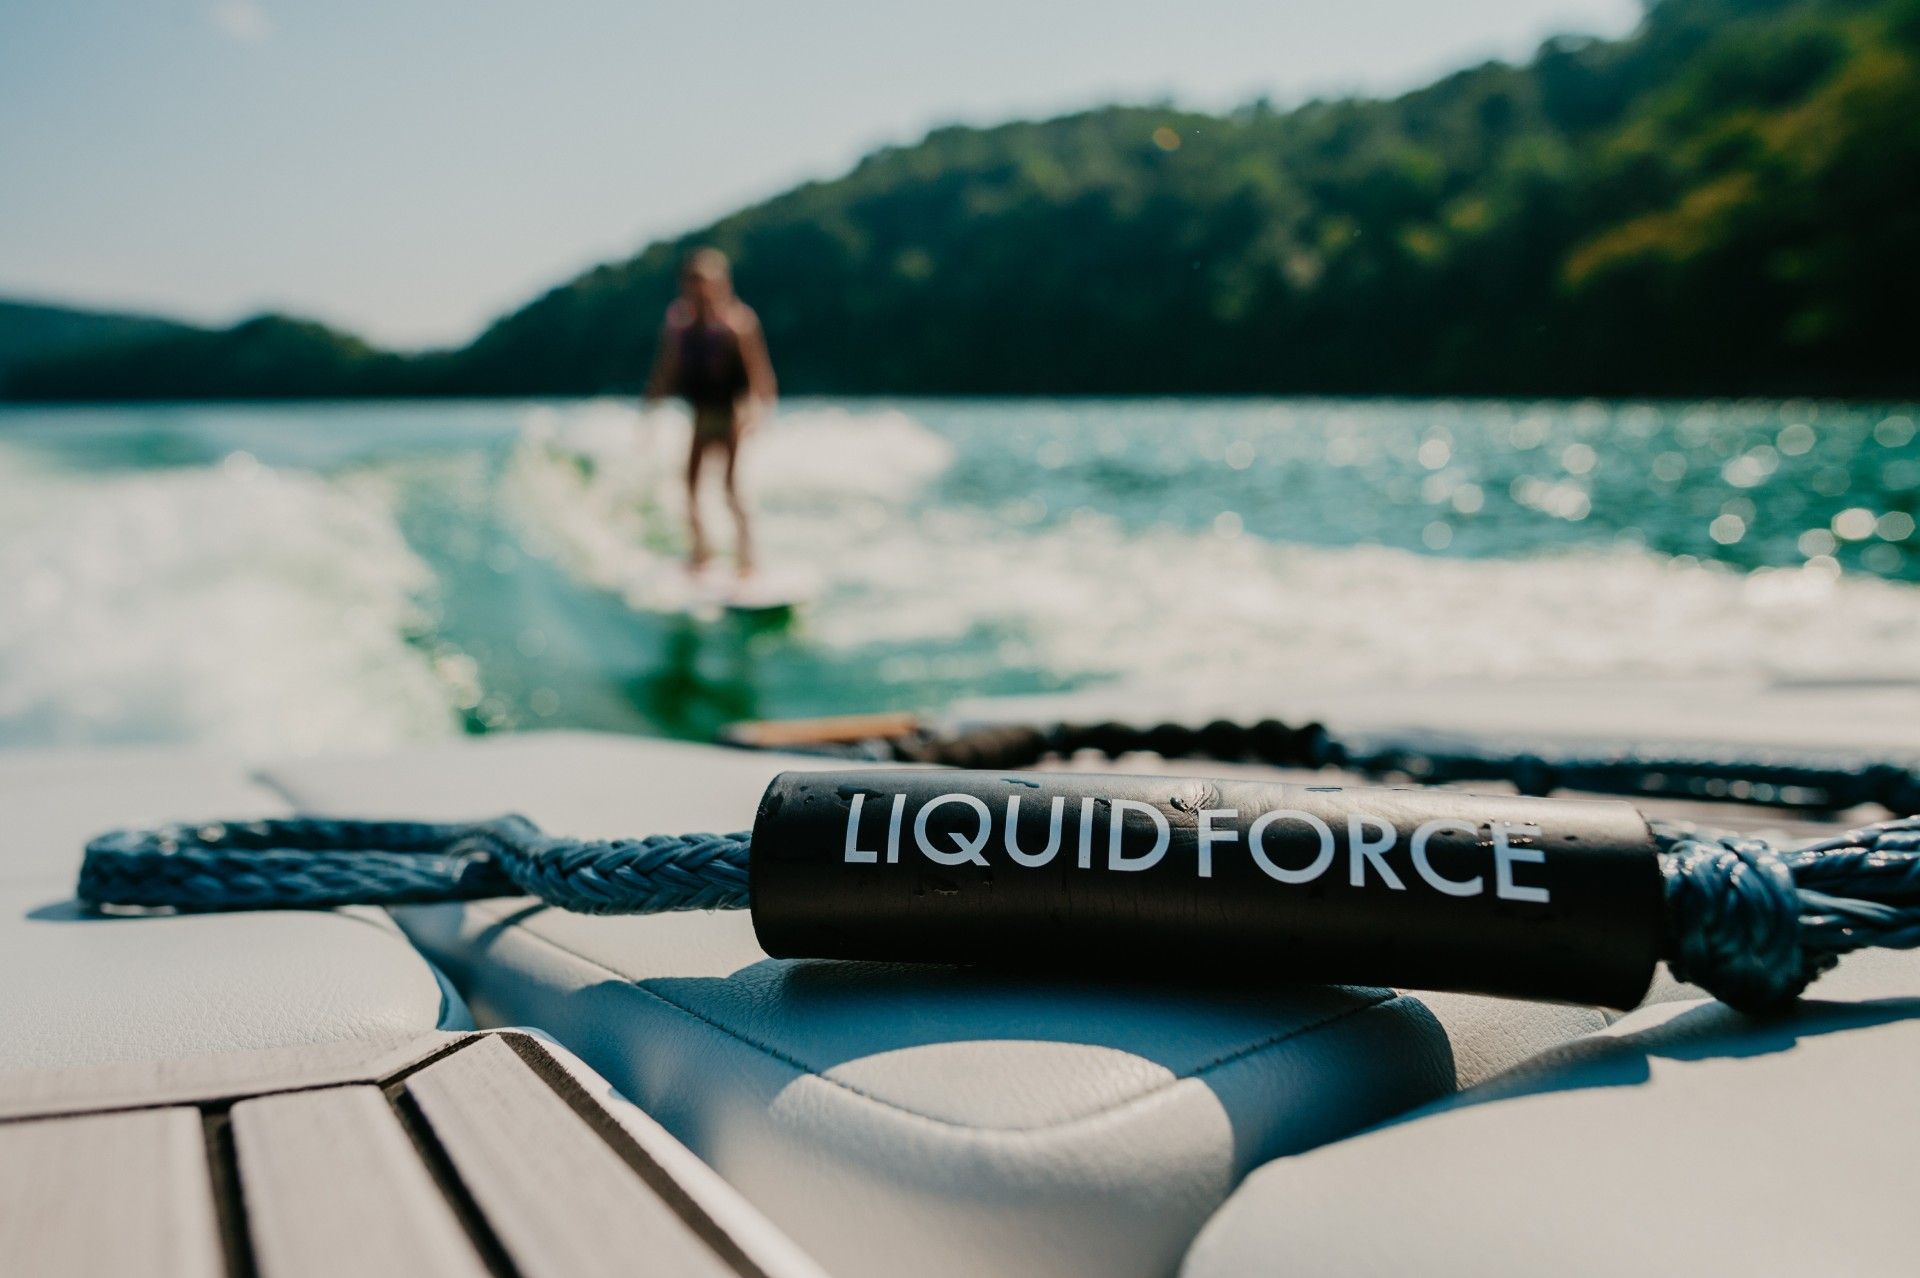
[738,306,777,409]
[644,309,683,404]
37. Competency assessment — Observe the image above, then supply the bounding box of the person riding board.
[645,248,777,576]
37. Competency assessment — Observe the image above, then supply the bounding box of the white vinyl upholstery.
[0,747,468,1073]
[265,731,1629,1278]
[1182,944,1920,1278]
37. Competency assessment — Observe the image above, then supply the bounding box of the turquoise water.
[1,397,1915,751]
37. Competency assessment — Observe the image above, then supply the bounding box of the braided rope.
[1657,815,1920,1012]
[79,815,750,914]
[844,717,1920,814]
[74,809,1920,1013]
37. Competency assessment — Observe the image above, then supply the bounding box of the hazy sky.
[1,0,1640,348]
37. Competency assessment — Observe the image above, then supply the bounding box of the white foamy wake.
[502,400,954,608]
[0,446,459,752]
[818,515,1920,691]
[511,401,1920,696]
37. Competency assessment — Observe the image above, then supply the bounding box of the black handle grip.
[750,769,1663,1008]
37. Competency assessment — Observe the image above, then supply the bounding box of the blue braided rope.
[76,810,1920,1012]
[1657,815,1920,1012]
[78,815,750,915]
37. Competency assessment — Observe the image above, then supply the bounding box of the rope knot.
[1659,829,1830,1013]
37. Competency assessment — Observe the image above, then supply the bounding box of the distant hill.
[0,298,198,391]
[5,313,420,401]
[10,0,1919,401]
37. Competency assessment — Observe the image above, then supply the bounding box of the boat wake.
[507,402,1920,699]
[0,443,460,751]
[2,397,1916,752]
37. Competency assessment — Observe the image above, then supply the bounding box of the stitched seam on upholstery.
[1178,995,1394,1081]
[478,905,1405,1133]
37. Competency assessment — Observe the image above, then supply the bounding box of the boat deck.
[3,721,1915,1278]
[0,1030,819,1278]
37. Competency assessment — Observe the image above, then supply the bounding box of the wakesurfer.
[644,247,777,577]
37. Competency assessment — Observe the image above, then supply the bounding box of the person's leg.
[720,413,753,576]
[685,415,712,570]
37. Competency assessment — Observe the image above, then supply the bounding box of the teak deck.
[0,1030,797,1278]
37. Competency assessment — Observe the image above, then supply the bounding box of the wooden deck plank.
[0,1106,222,1277]
[0,1030,470,1122]
[231,1084,488,1278]
[407,1034,737,1278]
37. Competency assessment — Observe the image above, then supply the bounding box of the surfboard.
[634,565,814,621]
[721,568,815,618]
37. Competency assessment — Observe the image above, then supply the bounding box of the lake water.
[1,397,1916,752]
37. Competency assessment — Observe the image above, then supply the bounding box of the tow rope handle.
[78,770,1920,1014]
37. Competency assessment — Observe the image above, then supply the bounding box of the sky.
[0,0,1641,349]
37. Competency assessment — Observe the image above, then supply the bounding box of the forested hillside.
[6,314,413,400]
[0,299,195,387]
[12,0,1918,400]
